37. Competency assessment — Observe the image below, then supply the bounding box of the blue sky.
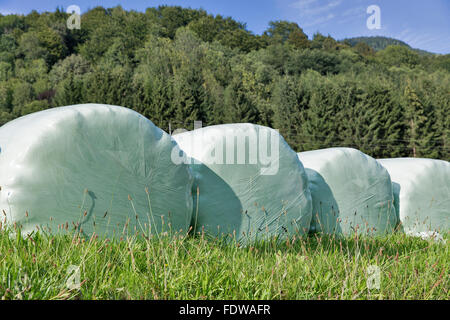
[1,0,449,53]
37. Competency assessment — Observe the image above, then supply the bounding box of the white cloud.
[303,13,335,27]
[342,6,365,17]
[291,0,342,16]
[290,0,318,10]
[395,29,435,49]
[337,6,366,25]
[289,0,342,28]
[304,0,342,15]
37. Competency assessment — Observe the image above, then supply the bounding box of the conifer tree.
[271,75,307,150]
[223,77,260,124]
[404,82,427,157]
[354,81,406,157]
[298,75,342,151]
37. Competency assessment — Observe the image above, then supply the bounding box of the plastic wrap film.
[297,148,397,235]
[0,104,193,237]
[378,158,450,234]
[172,123,312,244]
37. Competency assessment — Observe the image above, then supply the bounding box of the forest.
[0,5,449,160]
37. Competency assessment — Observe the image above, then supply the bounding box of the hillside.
[342,36,435,56]
[0,6,449,161]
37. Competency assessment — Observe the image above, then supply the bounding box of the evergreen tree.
[353,81,406,157]
[297,73,343,151]
[223,77,260,124]
[271,75,307,150]
[404,82,428,157]
[53,74,84,106]
[171,28,206,129]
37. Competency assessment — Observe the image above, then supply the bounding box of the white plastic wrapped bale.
[172,124,312,244]
[0,104,193,237]
[378,158,450,234]
[297,148,397,235]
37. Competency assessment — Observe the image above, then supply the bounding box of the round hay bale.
[173,123,312,244]
[298,148,397,235]
[378,158,450,234]
[0,104,193,237]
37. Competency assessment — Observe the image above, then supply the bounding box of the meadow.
[0,223,447,300]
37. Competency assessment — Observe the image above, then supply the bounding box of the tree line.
[0,6,449,160]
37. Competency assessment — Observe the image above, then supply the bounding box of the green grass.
[0,224,448,300]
